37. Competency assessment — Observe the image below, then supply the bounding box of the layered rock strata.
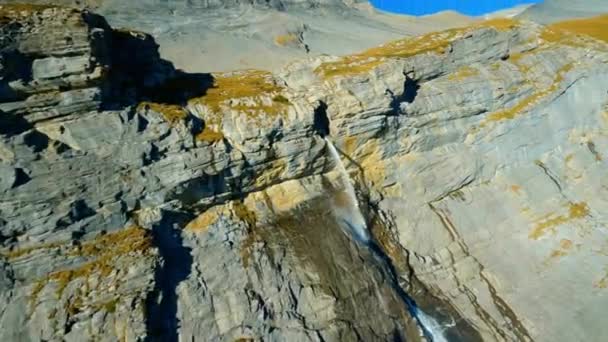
[1,4,607,342]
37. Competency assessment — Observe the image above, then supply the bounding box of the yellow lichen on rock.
[341,136,359,156]
[30,226,154,305]
[196,126,225,143]
[510,185,522,195]
[476,18,520,32]
[483,63,574,125]
[529,202,589,240]
[274,33,299,46]
[0,4,58,14]
[315,18,520,79]
[595,268,608,289]
[548,239,574,259]
[233,201,257,228]
[185,207,223,233]
[545,14,608,44]
[231,200,259,268]
[448,65,480,81]
[189,70,288,117]
[188,70,290,142]
[258,179,313,214]
[316,27,462,78]
[137,102,188,125]
[2,241,65,260]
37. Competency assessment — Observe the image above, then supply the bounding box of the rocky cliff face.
[1,4,608,342]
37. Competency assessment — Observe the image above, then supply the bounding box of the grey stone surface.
[1,4,607,342]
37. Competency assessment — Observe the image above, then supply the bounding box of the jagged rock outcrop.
[0,4,421,341]
[276,15,608,342]
[1,4,608,342]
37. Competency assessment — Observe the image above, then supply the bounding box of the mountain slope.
[0,0,479,72]
[1,4,608,342]
[520,0,608,23]
[94,0,478,72]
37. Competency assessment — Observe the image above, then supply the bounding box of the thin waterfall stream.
[324,137,449,342]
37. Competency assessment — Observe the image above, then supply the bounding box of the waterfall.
[416,309,450,342]
[324,138,369,242]
[325,138,450,342]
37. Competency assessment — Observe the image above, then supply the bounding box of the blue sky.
[370,0,541,16]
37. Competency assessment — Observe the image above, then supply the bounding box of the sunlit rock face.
[519,0,608,23]
[0,0,480,73]
[1,4,607,342]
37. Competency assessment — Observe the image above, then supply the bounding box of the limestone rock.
[1,5,608,342]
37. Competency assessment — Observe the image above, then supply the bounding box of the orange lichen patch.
[137,102,188,125]
[508,52,526,63]
[595,269,608,289]
[566,202,588,219]
[233,201,257,228]
[448,65,480,81]
[0,4,60,24]
[315,56,385,79]
[341,136,358,156]
[196,126,224,143]
[507,52,535,74]
[0,4,58,14]
[316,27,463,78]
[315,18,521,79]
[274,33,299,46]
[185,208,222,233]
[549,239,574,259]
[368,27,464,59]
[189,70,287,116]
[188,70,289,142]
[483,63,574,124]
[545,15,608,43]
[510,185,522,195]
[31,226,153,304]
[529,202,590,239]
[1,241,65,260]
[258,181,311,214]
[234,201,259,268]
[477,18,520,32]
[70,225,153,258]
[370,214,405,264]
[565,154,574,164]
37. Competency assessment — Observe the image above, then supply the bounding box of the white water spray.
[325,138,369,242]
[416,309,450,342]
[325,138,449,342]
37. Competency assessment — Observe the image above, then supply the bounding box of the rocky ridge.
[0,4,607,342]
[520,0,608,23]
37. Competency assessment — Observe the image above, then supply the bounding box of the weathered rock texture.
[1,4,608,342]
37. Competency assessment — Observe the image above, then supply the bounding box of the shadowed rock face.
[1,4,608,342]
